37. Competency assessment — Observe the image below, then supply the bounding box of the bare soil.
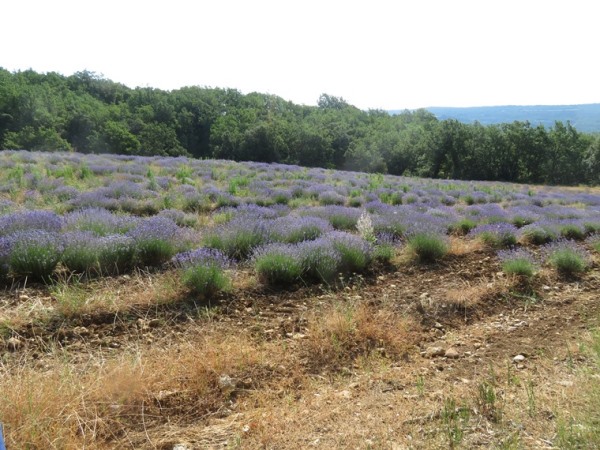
[1,244,599,449]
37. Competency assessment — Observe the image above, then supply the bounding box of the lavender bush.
[0,210,63,236]
[174,248,232,296]
[203,216,271,259]
[270,216,332,244]
[253,243,304,285]
[64,208,137,236]
[8,230,64,280]
[60,231,103,273]
[542,239,591,275]
[406,228,449,263]
[128,216,189,267]
[96,235,136,275]
[0,237,11,281]
[520,223,557,245]
[497,248,538,277]
[329,231,373,273]
[468,223,519,248]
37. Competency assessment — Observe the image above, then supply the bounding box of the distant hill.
[390,104,600,133]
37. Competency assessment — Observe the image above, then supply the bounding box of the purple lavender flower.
[203,215,272,259]
[297,236,343,282]
[67,191,120,211]
[542,239,591,275]
[97,234,136,274]
[64,208,138,236]
[61,231,102,273]
[252,242,305,285]
[171,247,231,269]
[270,216,333,244]
[328,231,373,272]
[127,216,190,267]
[318,190,346,206]
[468,223,519,247]
[497,247,538,277]
[0,237,11,280]
[507,206,541,228]
[299,206,362,231]
[7,230,64,280]
[0,210,64,236]
[52,185,80,201]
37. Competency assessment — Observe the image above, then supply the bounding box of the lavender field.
[1,150,600,449]
[0,149,598,287]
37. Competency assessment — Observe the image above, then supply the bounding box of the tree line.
[1,68,599,184]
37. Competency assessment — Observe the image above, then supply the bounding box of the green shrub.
[498,248,537,277]
[407,232,448,263]
[61,233,99,273]
[452,218,477,235]
[520,225,556,245]
[372,243,395,264]
[544,240,590,276]
[254,248,303,285]
[9,231,63,280]
[135,238,177,267]
[182,264,230,296]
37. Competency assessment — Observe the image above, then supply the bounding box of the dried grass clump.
[304,301,415,371]
[0,330,271,448]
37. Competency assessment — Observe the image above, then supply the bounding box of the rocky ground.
[1,241,599,449]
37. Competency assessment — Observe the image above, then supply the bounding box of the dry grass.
[51,269,186,318]
[303,300,417,372]
[0,270,187,334]
[1,235,599,449]
[0,327,279,449]
[448,236,484,256]
[444,281,500,310]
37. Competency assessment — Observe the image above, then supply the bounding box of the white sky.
[2,0,599,110]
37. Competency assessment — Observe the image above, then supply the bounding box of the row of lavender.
[3,150,599,215]
[0,150,599,288]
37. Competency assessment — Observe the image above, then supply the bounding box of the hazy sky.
[3,0,598,110]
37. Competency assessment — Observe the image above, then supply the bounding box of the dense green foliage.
[1,68,598,184]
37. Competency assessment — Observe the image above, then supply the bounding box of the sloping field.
[0,150,599,449]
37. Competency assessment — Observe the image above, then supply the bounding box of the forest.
[1,68,599,185]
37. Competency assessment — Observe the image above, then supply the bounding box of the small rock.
[7,337,24,351]
[513,354,526,363]
[19,294,30,301]
[434,322,443,329]
[445,348,460,359]
[73,326,89,336]
[218,375,236,395]
[172,444,191,450]
[149,318,161,328]
[419,292,429,299]
[336,390,352,399]
[433,328,444,338]
[423,346,445,358]
[473,342,483,349]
